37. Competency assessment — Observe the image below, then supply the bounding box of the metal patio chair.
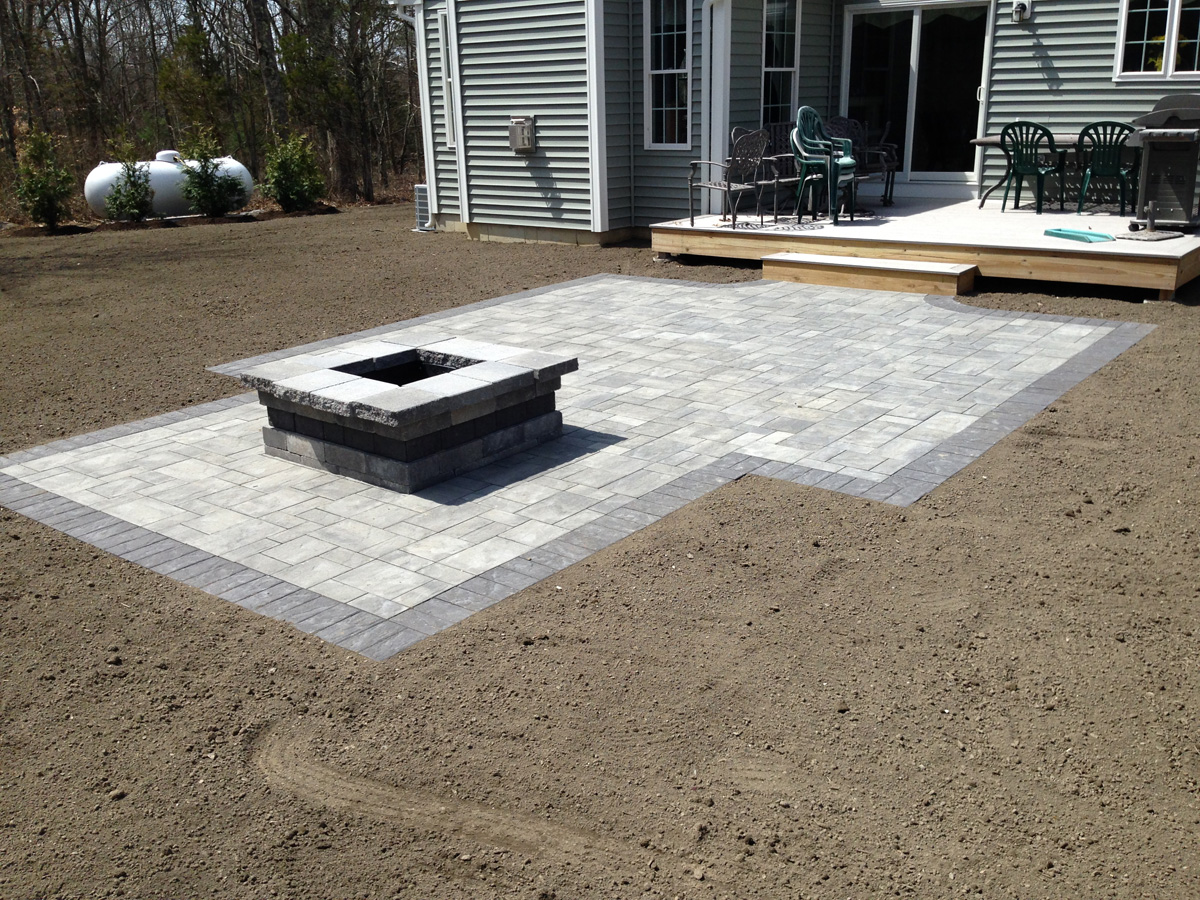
[688,128,771,228]
[1075,121,1138,215]
[793,106,857,224]
[740,122,804,223]
[999,121,1067,214]
[826,115,898,206]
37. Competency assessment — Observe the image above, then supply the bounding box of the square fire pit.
[239,337,578,493]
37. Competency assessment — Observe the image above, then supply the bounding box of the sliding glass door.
[843,3,989,183]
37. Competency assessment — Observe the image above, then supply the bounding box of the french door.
[842,2,991,186]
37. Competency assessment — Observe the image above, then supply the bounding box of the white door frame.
[840,0,994,192]
[701,0,731,214]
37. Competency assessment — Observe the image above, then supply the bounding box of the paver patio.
[0,275,1153,659]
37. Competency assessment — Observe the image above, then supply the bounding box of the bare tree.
[1,0,420,204]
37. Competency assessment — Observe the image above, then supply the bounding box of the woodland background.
[0,0,421,218]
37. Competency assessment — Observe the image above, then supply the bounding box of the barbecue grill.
[1130,93,1200,229]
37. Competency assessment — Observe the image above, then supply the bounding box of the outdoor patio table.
[971,133,1076,209]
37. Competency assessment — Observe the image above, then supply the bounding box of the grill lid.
[1134,128,1200,142]
[1132,93,1200,129]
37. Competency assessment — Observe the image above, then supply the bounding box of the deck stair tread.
[762,252,975,274]
[762,252,978,296]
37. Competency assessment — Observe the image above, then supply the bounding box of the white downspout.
[412,0,438,221]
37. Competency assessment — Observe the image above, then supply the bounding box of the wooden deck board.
[651,199,1200,296]
[762,252,977,295]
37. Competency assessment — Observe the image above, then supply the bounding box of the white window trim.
[760,0,801,128]
[436,10,456,149]
[1114,0,1200,80]
[644,0,692,150]
[414,2,440,216]
[443,0,469,224]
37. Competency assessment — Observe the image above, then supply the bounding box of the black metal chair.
[826,115,898,206]
[737,123,805,223]
[688,128,771,228]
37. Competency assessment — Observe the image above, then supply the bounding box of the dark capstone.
[294,414,323,439]
[266,407,296,432]
[321,420,344,445]
[341,426,376,453]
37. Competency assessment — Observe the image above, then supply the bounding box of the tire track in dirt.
[251,723,737,890]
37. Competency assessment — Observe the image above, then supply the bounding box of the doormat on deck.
[1116,230,1185,241]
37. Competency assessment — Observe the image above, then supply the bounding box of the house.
[413,0,1200,243]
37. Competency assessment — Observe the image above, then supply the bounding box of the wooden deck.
[650,199,1200,300]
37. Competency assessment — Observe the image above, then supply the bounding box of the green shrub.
[15,129,75,230]
[262,135,325,212]
[104,150,155,222]
[180,129,246,217]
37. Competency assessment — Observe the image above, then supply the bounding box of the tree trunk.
[0,0,19,163]
[246,0,288,134]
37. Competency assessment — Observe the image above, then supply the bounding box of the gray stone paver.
[0,275,1153,659]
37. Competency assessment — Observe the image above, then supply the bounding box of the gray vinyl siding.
[729,0,764,139]
[983,1,1200,186]
[606,1,635,230]
[628,1,709,225]
[454,0,592,229]
[422,0,459,216]
[800,0,836,115]
[633,0,778,225]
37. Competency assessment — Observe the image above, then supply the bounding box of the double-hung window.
[762,0,799,127]
[1117,0,1200,77]
[646,0,690,148]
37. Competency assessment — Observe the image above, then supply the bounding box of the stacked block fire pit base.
[239,337,578,494]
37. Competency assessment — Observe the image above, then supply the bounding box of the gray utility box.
[509,115,536,154]
[1131,94,1200,228]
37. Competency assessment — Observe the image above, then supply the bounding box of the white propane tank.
[84,150,254,218]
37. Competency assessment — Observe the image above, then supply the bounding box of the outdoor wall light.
[1012,0,1032,23]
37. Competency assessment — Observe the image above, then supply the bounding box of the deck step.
[762,252,977,296]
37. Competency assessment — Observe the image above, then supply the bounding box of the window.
[437,11,457,149]
[646,0,690,148]
[1119,0,1200,76]
[762,0,799,127]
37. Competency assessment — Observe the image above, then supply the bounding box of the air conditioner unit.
[413,184,434,232]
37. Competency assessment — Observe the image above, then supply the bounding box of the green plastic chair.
[999,121,1066,214]
[793,107,857,224]
[1075,121,1138,216]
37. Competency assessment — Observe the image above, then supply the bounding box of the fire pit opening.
[334,352,463,388]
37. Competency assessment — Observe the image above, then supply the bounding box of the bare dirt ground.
[1,205,1197,899]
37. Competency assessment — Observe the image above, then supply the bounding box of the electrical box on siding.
[509,116,536,154]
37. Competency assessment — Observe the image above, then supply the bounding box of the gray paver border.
[0,469,412,652]
[0,278,1156,660]
[0,394,260,466]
